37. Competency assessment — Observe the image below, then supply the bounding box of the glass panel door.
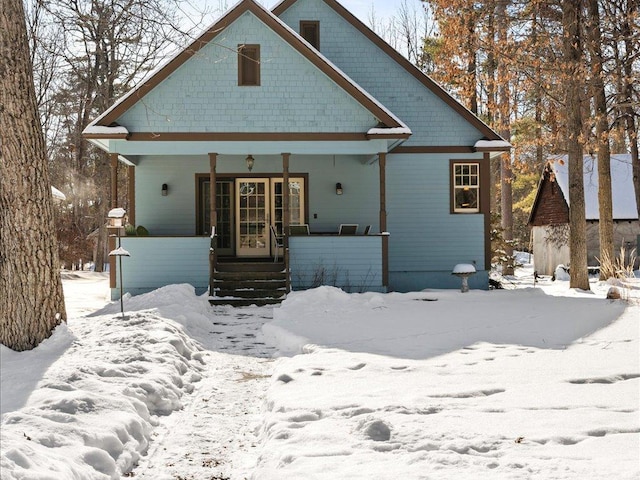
[236,178,270,257]
[200,179,233,255]
[271,178,305,249]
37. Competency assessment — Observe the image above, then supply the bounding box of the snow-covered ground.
[1,259,639,479]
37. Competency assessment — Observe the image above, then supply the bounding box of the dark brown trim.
[209,153,218,236]
[238,44,260,86]
[282,153,290,250]
[83,133,129,140]
[125,132,370,142]
[274,0,501,140]
[300,20,320,49]
[110,153,118,209]
[474,146,511,152]
[127,166,135,227]
[392,145,475,154]
[379,152,389,288]
[93,0,403,129]
[481,153,491,270]
[366,132,411,140]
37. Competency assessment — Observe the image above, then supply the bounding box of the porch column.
[481,152,491,270]
[127,165,135,227]
[110,153,118,208]
[208,153,218,233]
[282,153,290,249]
[379,152,389,288]
[208,153,218,296]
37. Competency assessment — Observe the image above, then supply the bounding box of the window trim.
[450,160,480,214]
[238,44,260,86]
[300,20,320,49]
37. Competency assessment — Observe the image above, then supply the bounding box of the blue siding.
[278,0,485,146]
[112,237,210,299]
[135,156,208,235]
[117,11,378,133]
[386,153,488,291]
[289,236,384,292]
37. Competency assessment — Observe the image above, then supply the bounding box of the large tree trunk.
[586,0,614,280]
[0,0,66,350]
[497,0,513,275]
[562,0,590,290]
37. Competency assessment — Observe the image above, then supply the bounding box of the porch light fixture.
[335,182,343,195]
[161,183,168,196]
[246,155,255,172]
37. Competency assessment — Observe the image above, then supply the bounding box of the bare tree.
[0,0,66,350]
[36,0,188,270]
[496,0,514,274]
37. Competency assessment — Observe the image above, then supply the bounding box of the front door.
[236,178,270,257]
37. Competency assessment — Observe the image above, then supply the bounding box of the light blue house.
[84,0,509,303]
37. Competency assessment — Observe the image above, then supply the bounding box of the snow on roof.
[83,125,129,136]
[474,139,512,150]
[51,186,66,201]
[367,127,412,136]
[550,154,638,220]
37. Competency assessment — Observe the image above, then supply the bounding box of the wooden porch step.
[209,297,285,307]
[212,279,286,290]
[214,288,286,299]
[214,271,286,281]
[209,259,288,307]
[216,261,285,273]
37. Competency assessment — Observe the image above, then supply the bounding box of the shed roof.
[548,154,637,220]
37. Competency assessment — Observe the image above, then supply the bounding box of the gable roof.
[529,154,638,222]
[84,0,409,137]
[272,0,503,141]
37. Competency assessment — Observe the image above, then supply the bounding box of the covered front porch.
[99,134,403,301]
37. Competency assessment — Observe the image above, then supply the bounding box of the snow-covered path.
[131,306,277,480]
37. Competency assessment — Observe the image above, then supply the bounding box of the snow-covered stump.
[452,263,476,292]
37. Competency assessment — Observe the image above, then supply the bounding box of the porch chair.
[363,225,371,235]
[270,225,284,262]
[289,224,310,236]
[338,224,358,235]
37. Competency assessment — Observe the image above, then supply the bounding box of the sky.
[197,0,423,26]
[1,256,639,479]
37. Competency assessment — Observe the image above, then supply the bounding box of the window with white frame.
[452,162,479,213]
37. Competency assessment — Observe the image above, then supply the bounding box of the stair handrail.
[209,226,217,297]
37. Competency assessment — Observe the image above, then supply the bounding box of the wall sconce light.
[161,183,168,196]
[335,182,343,195]
[246,155,255,172]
